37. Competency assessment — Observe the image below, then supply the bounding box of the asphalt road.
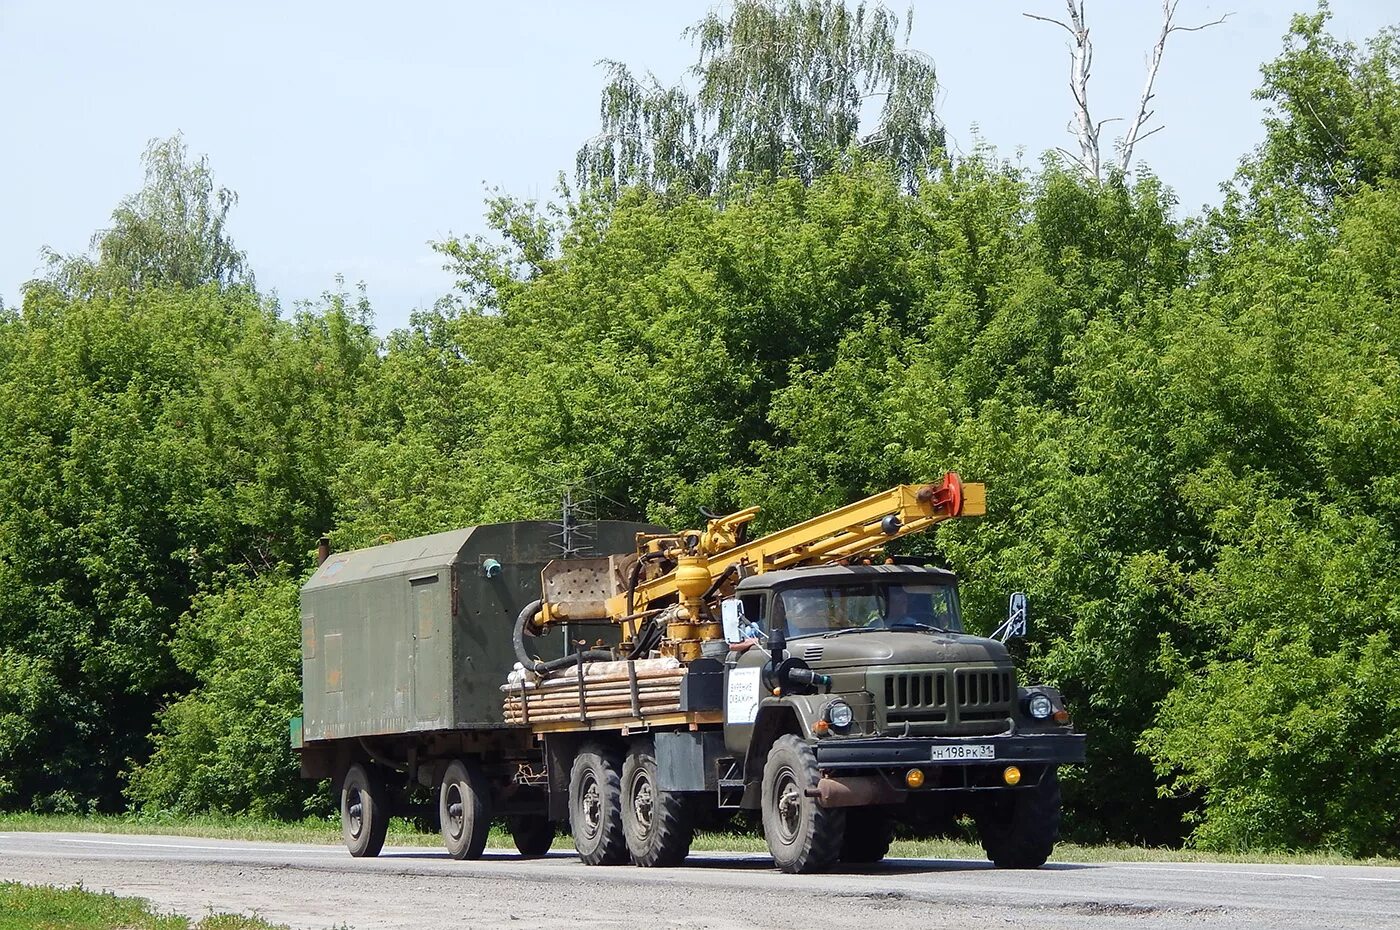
[2,831,1398,930]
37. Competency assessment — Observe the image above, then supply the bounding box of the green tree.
[34,135,252,299]
[1240,6,1399,210]
[0,135,378,809]
[577,0,942,196]
[0,284,377,810]
[127,571,318,819]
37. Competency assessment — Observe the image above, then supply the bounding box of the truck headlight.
[1026,692,1053,720]
[825,700,854,729]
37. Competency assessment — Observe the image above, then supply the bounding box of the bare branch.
[1023,12,1076,36]
[1133,124,1166,144]
[1028,0,1101,181]
[1168,12,1231,34]
[1117,0,1230,174]
[1055,145,1094,176]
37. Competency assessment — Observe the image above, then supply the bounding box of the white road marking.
[0,836,330,855]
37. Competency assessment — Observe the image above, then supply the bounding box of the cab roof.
[735,563,957,592]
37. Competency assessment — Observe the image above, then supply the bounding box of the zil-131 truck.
[291,474,1085,872]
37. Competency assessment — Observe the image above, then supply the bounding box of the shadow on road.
[370,848,1097,875]
[375,850,577,862]
[680,854,1097,874]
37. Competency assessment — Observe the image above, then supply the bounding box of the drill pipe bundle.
[501,657,685,724]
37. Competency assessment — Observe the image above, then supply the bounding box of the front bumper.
[814,732,1087,770]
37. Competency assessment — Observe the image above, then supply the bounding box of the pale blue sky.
[2,1,1395,332]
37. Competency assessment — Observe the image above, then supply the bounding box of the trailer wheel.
[341,762,390,858]
[507,814,555,858]
[440,759,491,860]
[840,810,894,864]
[761,734,845,873]
[568,742,628,865]
[975,767,1061,869]
[621,740,693,867]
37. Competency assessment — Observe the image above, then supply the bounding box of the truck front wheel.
[440,759,491,860]
[341,762,390,858]
[569,743,628,865]
[761,734,846,873]
[975,766,1061,869]
[621,740,693,867]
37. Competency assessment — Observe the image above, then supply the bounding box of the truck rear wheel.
[440,759,491,860]
[569,742,628,865]
[761,734,845,874]
[341,762,390,858]
[975,767,1061,869]
[621,740,693,867]
[840,810,894,863]
[507,814,555,858]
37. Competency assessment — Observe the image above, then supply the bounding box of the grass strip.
[0,882,286,930]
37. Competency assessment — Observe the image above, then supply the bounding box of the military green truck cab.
[717,564,1085,871]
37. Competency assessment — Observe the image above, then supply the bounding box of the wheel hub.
[445,784,465,840]
[776,770,803,843]
[581,774,601,838]
[347,788,364,839]
[632,773,654,837]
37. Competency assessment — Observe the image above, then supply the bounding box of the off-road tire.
[840,810,894,863]
[440,759,491,860]
[761,734,846,873]
[507,814,555,858]
[975,767,1061,869]
[621,740,693,867]
[569,742,628,865]
[341,762,390,858]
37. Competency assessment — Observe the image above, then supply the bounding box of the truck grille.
[876,667,1014,730]
[955,669,1014,721]
[884,672,948,723]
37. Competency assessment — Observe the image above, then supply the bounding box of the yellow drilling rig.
[523,472,986,664]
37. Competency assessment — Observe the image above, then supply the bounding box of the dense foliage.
[1,3,1396,855]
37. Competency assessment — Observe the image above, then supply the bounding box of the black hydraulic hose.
[628,616,665,659]
[626,550,667,616]
[513,597,613,673]
[513,599,545,671]
[627,618,652,660]
[703,564,738,600]
[534,650,613,673]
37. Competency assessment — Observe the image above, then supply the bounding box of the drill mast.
[532,472,985,661]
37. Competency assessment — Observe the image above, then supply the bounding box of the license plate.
[930,743,995,761]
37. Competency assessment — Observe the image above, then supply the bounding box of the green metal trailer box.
[299,520,657,742]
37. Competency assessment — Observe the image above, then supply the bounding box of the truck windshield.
[773,582,962,639]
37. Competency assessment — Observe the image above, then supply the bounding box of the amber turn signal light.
[1003,765,1022,786]
[905,768,925,788]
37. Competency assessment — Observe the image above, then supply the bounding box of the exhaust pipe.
[805,776,906,808]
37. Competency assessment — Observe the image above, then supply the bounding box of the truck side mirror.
[995,592,1028,642]
[1008,592,1028,639]
[721,598,744,643]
